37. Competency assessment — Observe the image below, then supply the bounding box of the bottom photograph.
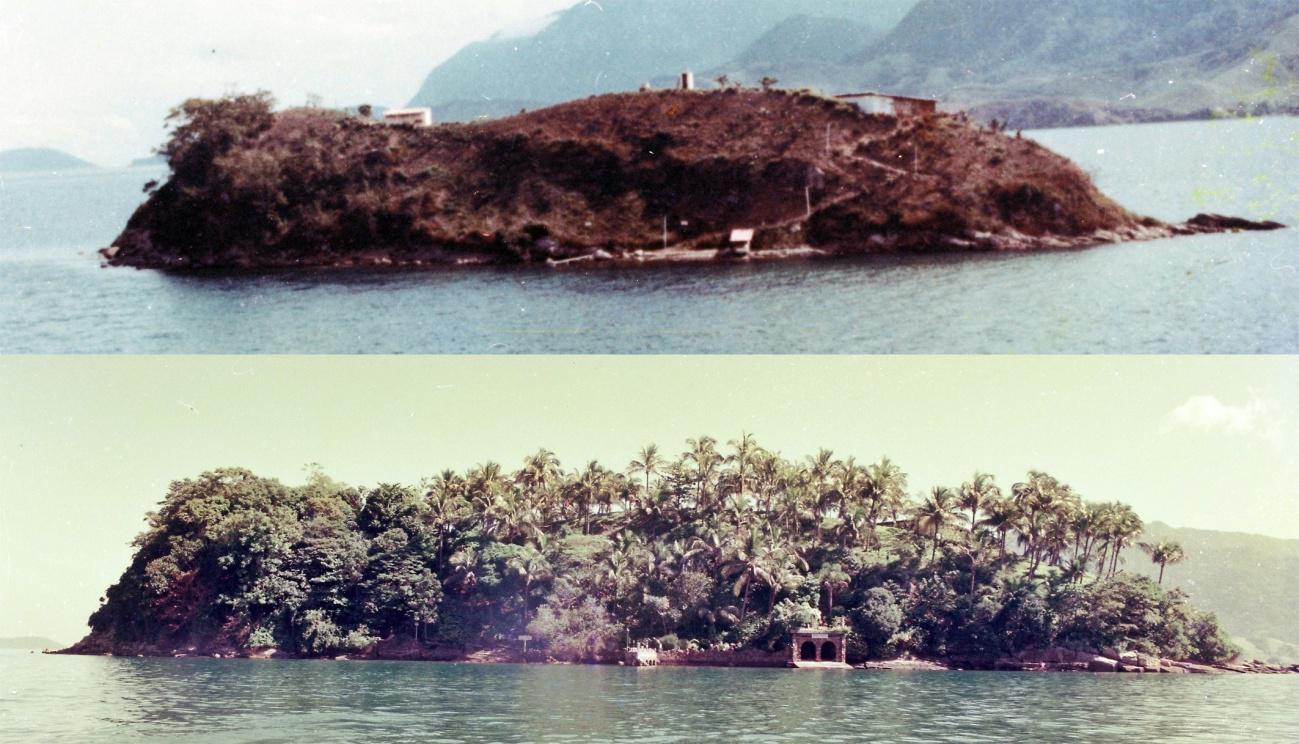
[2,356,1298,742]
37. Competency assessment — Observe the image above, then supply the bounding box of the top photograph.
[2,0,1296,354]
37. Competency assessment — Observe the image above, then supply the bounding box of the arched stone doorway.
[790,627,848,667]
[821,641,837,661]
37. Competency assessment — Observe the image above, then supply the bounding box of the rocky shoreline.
[101,214,1285,274]
[55,639,1298,675]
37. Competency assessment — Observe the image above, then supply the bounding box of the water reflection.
[4,654,1299,743]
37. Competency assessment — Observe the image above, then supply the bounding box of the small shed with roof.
[835,92,937,118]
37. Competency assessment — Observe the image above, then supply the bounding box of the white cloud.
[1,0,576,165]
[1164,395,1273,437]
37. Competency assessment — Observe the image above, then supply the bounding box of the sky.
[2,355,1298,644]
[0,0,576,166]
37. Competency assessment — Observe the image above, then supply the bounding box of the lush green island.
[64,438,1292,674]
[101,90,1281,271]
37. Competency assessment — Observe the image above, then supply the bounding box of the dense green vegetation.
[83,438,1234,665]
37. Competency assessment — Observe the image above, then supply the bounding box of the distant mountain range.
[0,148,97,173]
[0,636,62,650]
[408,0,917,120]
[1125,522,1299,664]
[410,0,1299,127]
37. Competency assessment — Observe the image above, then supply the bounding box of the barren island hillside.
[102,90,1279,271]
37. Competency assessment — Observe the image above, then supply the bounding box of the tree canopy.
[86,439,1235,664]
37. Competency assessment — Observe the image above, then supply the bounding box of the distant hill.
[409,0,917,118]
[130,153,167,167]
[700,14,885,94]
[846,0,1299,125]
[0,148,97,173]
[1123,522,1299,664]
[0,636,62,650]
[410,0,1299,127]
[734,14,883,68]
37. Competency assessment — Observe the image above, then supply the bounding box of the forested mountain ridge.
[407,0,918,121]
[852,0,1299,125]
[410,0,1299,128]
[1125,522,1299,664]
[65,441,1243,669]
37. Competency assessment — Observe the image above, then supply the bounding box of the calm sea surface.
[3,654,1298,743]
[1,117,1296,353]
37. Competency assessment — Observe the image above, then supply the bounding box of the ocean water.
[2,654,1297,743]
[1,117,1296,354]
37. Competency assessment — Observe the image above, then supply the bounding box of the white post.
[805,186,812,220]
[662,216,668,249]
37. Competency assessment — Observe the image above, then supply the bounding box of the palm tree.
[628,444,664,507]
[806,448,839,543]
[1139,539,1186,584]
[957,528,998,594]
[683,436,721,512]
[865,456,908,528]
[912,486,958,565]
[517,449,562,523]
[726,433,761,502]
[570,460,613,533]
[816,560,850,623]
[1103,503,1144,577]
[1011,471,1070,577]
[979,497,1022,561]
[423,469,470,572]
[958,472,1000,533]
[506,539,552,627]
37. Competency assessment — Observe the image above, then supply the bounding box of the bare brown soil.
[104,90,1283,271]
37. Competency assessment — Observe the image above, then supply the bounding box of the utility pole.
[662,216,668,249]
[805,186,812,220]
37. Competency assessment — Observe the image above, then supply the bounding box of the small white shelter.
[834,92,937,118]
[382,107,434,127]
[728,229,754,255]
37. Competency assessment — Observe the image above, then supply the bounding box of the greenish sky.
[2,355,1297,644]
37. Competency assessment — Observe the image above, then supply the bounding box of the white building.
[834,92,937,118]
[382,107,434,127]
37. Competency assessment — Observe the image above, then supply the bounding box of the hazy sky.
[2,355,1297,643]
[0,0,576,166]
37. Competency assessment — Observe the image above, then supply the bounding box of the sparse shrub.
[245,624,277,650]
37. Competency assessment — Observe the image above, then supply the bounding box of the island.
[0,147,97,173]
[60,440,1296,674]
[100,90,1282,272]
[0,636,63,651]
